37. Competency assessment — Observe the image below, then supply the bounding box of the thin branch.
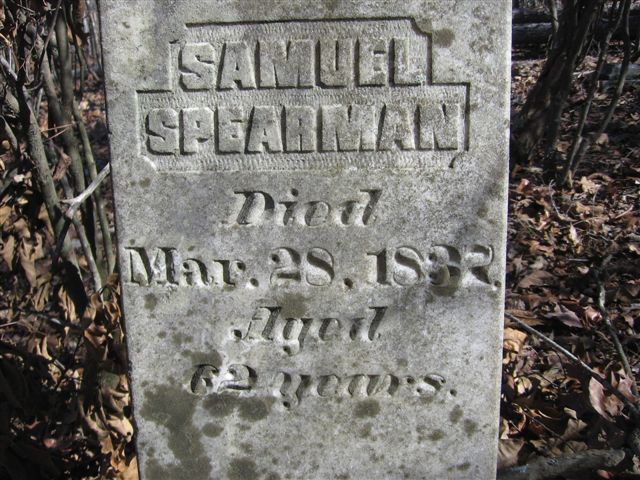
[0,116,18,150]
[32,0,63,85]
[564,0,633,183]
[60,176,102,292]
[61,162,110,220]
[505,312,640,420]
[561,1,624,186]
[595,271,639,398]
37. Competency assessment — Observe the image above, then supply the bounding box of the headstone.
[100,1,510,478]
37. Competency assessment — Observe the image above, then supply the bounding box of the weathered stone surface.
[100,1,510,478]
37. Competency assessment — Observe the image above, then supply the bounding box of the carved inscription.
[368,244,495,288]
[189,363,447,409]
[137,19,469,171]
[232,189,381,226]
[123,247,244,287]
[123,243,495,292]
[232,306,387,355]
[145,101,464,155]
[177,36,427,90]
[124,18,497,425]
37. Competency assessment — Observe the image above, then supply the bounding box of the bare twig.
[40,39,86,196]
[561,2,623,186]
[505,312,640,419]
[32,0,63,84]
[60,176,102,291]
[564,0,634,184]
[0,116,18,150]
[61,162,110,220]
[595,272,639,398]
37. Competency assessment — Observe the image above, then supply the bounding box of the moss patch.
[449,405,463,424]
[464,419,478,436]
[140,384,211,479]
[144,293,157,311]
[203,393,273,422]
[434,28,455,47]
[353,399,380,418]
[227,457,258,480]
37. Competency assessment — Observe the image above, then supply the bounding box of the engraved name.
[138,20,469,169]
[146,101,463,155]
[177,37,428,90]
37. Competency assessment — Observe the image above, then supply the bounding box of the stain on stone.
[202,423,223,437]
[323,0,339,12]
[185,349,222,368]
[157,331,167,339]
[414,18,432,35]
[397,358,408,368]
[203,394,236,418]
[144,293,157,311]
[354,399,380,418]
[279,292,308,317]
[203,394,272,421]
[434,28,455,47]
[420,395,434,405]
[140,177,151,188]
[336,474,350,480]
[457,462,471,471]
[359,422,372,438]
[240,442,254,453]
[146,457,170,478]
[140,384,211,479]
[464,419,478,436]
[266,473,281,480]
[449,405,463,423]
[228,457,258,480]
[238,397,272,421]
[429,429,445,441]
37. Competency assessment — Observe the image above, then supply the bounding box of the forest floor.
[0,47,639,479]
[500,46,640,478]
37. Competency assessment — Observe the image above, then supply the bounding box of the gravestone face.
[100,1,510,478]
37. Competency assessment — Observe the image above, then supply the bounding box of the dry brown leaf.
[118,457,139,480]
[588,377,623,421]
[32,277,51,312]
[0,205,12,225]
[568,224,581,246]
[18,238,37,287]
[518,270,555,289]
[504,327,528,353]
[497,438,525,470]
[1,234,16,268]
[579,176,600,194]
[546,306,583,329]
[505,309,545,326]
[58,285,79,323]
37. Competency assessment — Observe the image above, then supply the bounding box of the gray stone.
[99,1,511,478]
